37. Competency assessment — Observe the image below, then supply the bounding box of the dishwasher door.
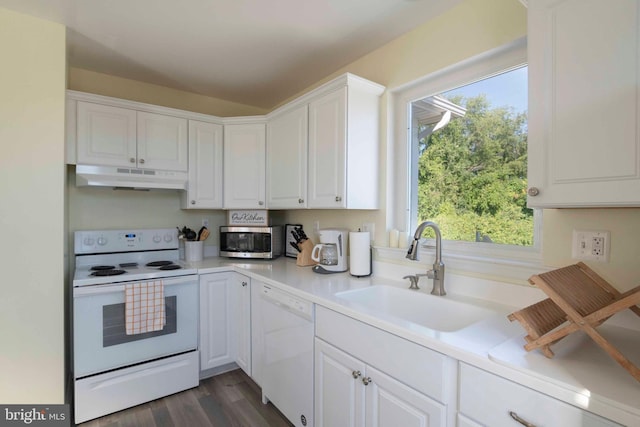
[260,283,314,427]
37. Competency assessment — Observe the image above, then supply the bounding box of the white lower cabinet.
[458,363,622,427]
[250,278,264,387]
[315,338,445,427]
[315,306,453,427]
[199,272,251,376]
[233,273,251,376]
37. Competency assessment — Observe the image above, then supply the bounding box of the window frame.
[385,37,543,282]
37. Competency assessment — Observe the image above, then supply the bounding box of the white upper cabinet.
[136,111,188,171]
[76,101,187,171]
[308,88,348,208]
[527,0,640,207]
[307,76,384,209]
[76,102,137,168]
[181,120,223,209]
[266,104,309,209]
[223,122,267,209]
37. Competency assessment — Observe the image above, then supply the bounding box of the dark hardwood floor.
[78,369,294,427]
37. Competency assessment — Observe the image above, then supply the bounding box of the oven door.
[73,275,198,378]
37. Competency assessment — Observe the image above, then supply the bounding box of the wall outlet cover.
[572,230,610,262]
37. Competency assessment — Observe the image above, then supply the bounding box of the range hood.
[75,164,188,190]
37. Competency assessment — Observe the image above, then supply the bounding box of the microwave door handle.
[338,234,342,256]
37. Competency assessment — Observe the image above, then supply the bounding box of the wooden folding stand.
[508,262,640,382]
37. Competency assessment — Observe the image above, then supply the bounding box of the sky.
[442,65,528,114]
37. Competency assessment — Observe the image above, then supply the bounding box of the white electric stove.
[72,228,199,424]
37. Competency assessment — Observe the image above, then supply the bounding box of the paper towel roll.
[349,231,371,277]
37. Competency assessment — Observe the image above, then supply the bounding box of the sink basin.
[335,285,499,332]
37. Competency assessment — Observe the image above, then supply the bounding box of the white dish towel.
[125,281,166,335]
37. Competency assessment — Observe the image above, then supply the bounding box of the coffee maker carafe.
[311,228,348,273]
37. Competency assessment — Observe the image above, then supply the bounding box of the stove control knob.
[164,233,173,243]
[83,237,95,246]
[153,234,162,243]
[97,236,108,246]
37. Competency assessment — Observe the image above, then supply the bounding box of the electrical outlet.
[313,220,320,232]
[202,218,209,228]
[572,230,610,262]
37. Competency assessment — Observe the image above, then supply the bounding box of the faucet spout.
[405,221,446,296]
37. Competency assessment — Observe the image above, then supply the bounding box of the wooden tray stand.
[508,262,640,382]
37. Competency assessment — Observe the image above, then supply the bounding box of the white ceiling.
[0,0,462,109]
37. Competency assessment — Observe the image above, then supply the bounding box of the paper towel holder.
[349,230,372,277]
[350,246,372,277]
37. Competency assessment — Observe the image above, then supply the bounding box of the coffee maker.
[311,228,349,274]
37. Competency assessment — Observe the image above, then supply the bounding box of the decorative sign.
[227,210,269,226]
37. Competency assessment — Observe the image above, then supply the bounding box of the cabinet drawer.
[459,363,621,427]
[316,306,454,402]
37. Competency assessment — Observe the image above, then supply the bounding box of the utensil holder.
[296,239,315,267]
[185,241,204,262]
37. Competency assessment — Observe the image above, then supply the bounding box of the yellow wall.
[0,8,66,403]
[68,67,268,117]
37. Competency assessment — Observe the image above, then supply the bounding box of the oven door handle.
[73,275,196,296]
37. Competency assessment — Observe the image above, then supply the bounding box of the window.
[410,66,532,246]
[390,38,541,275]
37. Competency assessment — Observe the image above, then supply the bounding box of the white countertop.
[187,256,640,425]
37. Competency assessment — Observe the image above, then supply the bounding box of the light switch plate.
[572,230,610,262]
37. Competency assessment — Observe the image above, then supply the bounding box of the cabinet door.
[365,365,446,427]
[182,120,223,209]
[250,279,264,387]
[136,111,188,171]
[315,338,366,427]
[527,0,640,207]
[232,273,251,376]
[76,101,137,167]
[459,364,622,427]
[223,123,267,208]
[308,87,347,208]
[199,272,235,371]
[267,105,308,209]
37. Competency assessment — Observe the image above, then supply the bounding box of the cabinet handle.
[130,158,136,163]
[298,198,304,204]
[361,376,372,386]
[509,411,536,427]
[351,370,361,379]
[527,187,539,197]
[191,200,196,205]
[258,201,264,206]
[139,158,145,164]
[242,281,247,287]
[335,196,342,202]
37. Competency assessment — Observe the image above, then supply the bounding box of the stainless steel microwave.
[219,226,283,259]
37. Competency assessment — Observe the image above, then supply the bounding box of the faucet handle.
[402,275,421,290]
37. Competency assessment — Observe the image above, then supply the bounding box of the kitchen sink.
[335,285,500,332]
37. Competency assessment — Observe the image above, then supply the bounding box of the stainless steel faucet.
[406,221,446,296]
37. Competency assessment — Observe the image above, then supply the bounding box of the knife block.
[296,239,315,267]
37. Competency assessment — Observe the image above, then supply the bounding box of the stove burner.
[91,269,126,277]
[146,260,174,267]
[159,264,182,271]
[90,265,116,271]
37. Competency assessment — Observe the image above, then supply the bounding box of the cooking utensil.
[290,241,301,253]
[197,226,207,241]
[199,228,210,241]
[179,226,197,241]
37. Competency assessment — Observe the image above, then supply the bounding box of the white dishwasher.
[260,283,314,427]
